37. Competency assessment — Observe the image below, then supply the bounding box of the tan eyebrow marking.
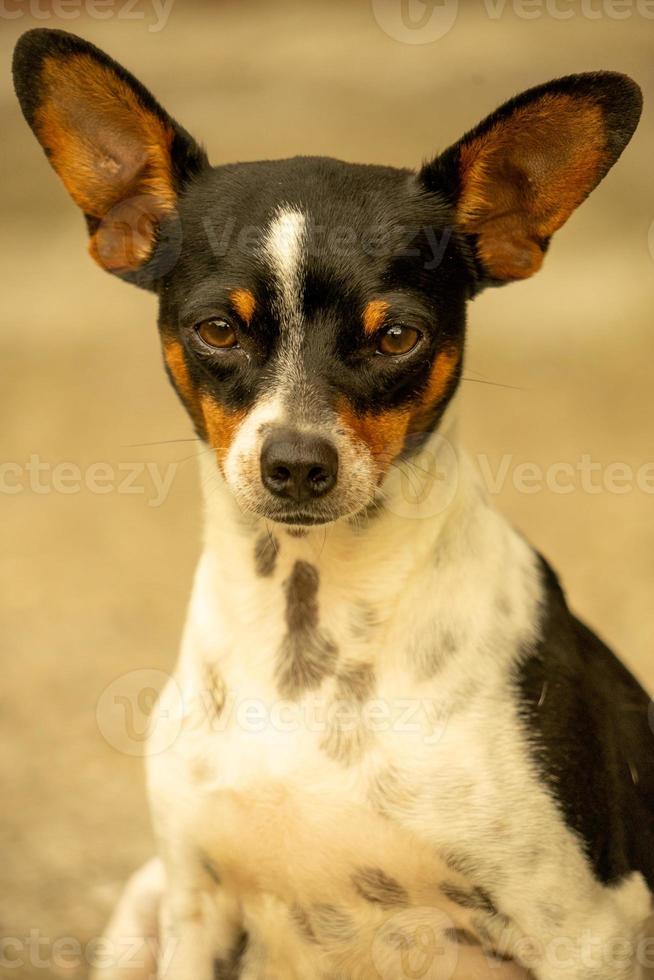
[362,299,389,337]
[230,288,256,325]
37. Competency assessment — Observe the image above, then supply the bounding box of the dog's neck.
[196,410,486,606]
[187,411,541,688]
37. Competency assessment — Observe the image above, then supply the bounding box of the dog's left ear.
[420,72,642,286]
[12,29,208,285]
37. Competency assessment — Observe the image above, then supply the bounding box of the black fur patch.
[515,556,654,889]
[276,561,338,699]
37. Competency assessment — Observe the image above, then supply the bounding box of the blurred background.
[1,1,653,976]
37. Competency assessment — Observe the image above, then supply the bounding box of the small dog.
[13,28,653,980]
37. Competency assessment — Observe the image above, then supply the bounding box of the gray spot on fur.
[336,661,375,702]
[320,662,376,765]
[444,927,481,947]
[440,849,477,878]
[486,948,515,964]
[254,533,278,577]
[441,882,498,916]
[352,866,409,907]
[213,931,247,980]
[496,594,513,617]
[384,929,412,950]
[310,904,357,943]
[203,662,226,721]
[201,853,221,885]
[320,716,368,766]
[276,562,338,699]
[411,628,460,681]
[289,904,317,943]
[539,901,565,928]
[369,765,418,819]
[473,917,516,964]
[348,600,382,640]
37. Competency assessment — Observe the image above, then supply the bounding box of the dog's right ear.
[13,29,208,286]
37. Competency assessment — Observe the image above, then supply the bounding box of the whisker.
[265,521,278,551]
[177,446,216,466]
[461,376,524,391]
[122,437,202,448]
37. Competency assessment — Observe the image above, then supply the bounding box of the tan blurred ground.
[1,1,653,976]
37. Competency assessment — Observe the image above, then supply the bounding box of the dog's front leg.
[89,858,163,980]
[157,846,243,980]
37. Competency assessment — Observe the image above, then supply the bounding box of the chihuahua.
[13,28,653,980]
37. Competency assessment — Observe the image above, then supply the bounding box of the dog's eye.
[377,324,421,356]
[196,319,238,350]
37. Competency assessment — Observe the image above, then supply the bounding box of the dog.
[13,28,654,980]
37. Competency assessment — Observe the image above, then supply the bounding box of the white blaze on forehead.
[262,206,306,334]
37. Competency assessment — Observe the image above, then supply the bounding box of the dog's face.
[13,30,642,527]
[159,159,468,525]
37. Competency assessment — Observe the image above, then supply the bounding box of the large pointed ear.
[420,72,642,287]
[13,29,208,286]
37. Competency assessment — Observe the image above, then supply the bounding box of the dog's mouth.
[257,503,344,527]
[269,512,334,526]
[255,494,375,528]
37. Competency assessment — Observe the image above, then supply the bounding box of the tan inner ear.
[34,53,176,272]
[457,94,608,280]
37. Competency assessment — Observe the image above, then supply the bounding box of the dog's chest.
[149,661,530,978]
[146,517,545,976]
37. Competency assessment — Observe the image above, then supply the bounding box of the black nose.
[260,429,338,503]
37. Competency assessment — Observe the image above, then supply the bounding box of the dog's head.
[13,30,642,527]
